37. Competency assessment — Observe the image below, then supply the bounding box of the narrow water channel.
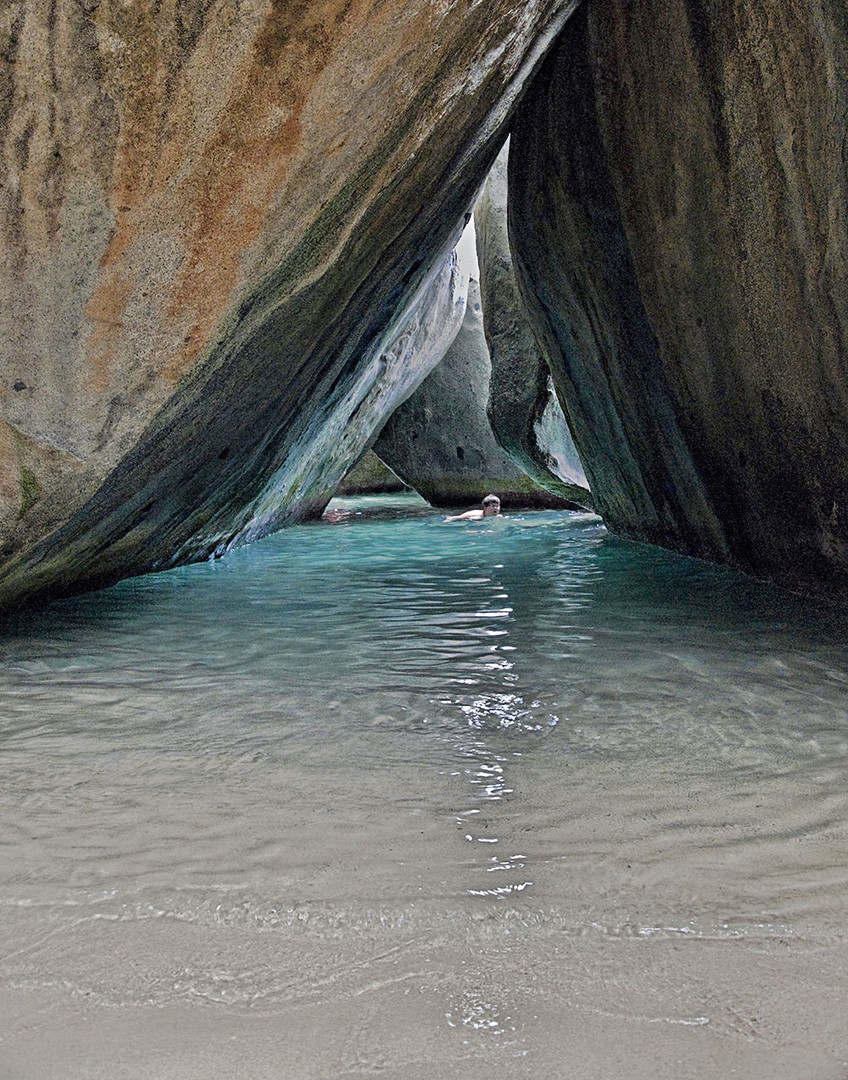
[1,494,847,1079]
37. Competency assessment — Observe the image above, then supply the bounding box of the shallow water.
[1,494,847,1078]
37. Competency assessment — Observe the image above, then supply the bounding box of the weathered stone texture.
[375,279,575,509]
[0,0,580,609]
[336,451,407,497]
[232,249,467,549]
[475,141,592,509]
[510,0,848,597]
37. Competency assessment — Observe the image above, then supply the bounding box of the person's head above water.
[444,494,501,522]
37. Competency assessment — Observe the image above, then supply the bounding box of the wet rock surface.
[336,452,408,498]
[510,0,848,599]
[374,279,574,510]
[475,142,592,510]
[0,0,579,609]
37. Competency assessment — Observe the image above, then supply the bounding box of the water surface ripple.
[1,494,847,1077]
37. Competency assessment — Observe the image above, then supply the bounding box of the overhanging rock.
[0,0,581,610]
[475,141,592,510]
[375,278,576,510]
[510,0,848,599]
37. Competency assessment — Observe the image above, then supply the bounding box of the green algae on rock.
[336,452,408,498]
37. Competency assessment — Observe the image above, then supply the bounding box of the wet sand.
[1,498,847,1078]
[1,919,846,1079]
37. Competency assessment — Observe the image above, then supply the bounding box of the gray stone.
[374,278,575,510]
[0,0,581,610]
[475,141,592,509]
[336,452,408,497]
[510,0,848,600]
[231,247,467,549]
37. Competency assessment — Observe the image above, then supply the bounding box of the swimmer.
[444,494,501,522]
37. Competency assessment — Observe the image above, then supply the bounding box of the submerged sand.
[2,501,847,1077]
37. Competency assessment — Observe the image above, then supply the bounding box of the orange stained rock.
[84,271,134,395]
[0,420,21,517]
[160,0,369,383]
[78,0,520,392]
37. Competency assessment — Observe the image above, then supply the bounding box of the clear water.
[1,494,847,1078]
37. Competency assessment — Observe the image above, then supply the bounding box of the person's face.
[482,501,500,516]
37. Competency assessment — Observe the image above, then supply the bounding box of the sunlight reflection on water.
[1,494,848,1072]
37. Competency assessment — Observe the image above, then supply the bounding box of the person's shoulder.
[444,509,483,521]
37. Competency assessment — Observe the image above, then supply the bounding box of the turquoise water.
[1,493,847,1078]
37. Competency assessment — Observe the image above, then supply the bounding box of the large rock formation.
[374,278,575,509]
[510,0,848,599]
[475,142,592,509]
[232,249,467,545]
[0,0,580,610]
[336,451,407,498]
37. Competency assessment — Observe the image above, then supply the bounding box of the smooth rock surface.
[510,0,848,599]
[232,249,468,546]
[0,0,580,609]
[475,141,592,509]
[375,279,575,510]
[336,451,407,497]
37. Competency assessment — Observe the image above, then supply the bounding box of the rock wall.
[510,0,848,598]
[0,0,580,610]
[234,248,467,547]
[475,141,592,509]
[374,279,576,509]
[336,451,407,497]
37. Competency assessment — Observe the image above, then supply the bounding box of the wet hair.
[482,494,500,507]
